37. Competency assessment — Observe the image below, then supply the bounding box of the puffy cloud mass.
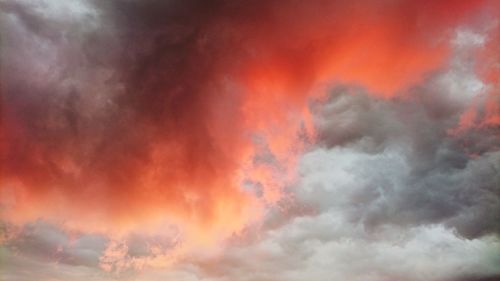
[0,0,499,280]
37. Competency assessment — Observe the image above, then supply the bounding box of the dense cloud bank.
[1,0,499,281]
[2,0,494,234]
[306,86,499,239]
[195,62,500,281]
[3,53,499,280]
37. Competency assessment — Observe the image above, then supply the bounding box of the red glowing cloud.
[0,0,497,245]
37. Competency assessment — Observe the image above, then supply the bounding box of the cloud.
[0,0,499,280]
[192,225,499,281]
[0,0,262,240]
[168,28,499,280]
[303,84,500,238]
[161,31,499,281]
[1,0,494,237]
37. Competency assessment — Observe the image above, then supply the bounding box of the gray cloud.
[2,221,107,267]
[304,80,499,239]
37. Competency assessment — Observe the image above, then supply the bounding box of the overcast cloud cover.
[1,0,499,281]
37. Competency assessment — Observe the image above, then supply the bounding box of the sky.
[0,0,499,280]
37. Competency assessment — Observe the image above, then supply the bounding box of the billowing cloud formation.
[184,42,500,280]
[1,0,495,236]
[0,0,499,280]
[2,33,499,280]
[307,82,499,239]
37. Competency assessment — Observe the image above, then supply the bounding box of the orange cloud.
[0,0,494,255]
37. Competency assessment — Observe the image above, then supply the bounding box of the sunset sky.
[0,0,499,280]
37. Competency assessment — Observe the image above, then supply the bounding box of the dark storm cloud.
[0,0,260,233]
[0,0,218,184]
